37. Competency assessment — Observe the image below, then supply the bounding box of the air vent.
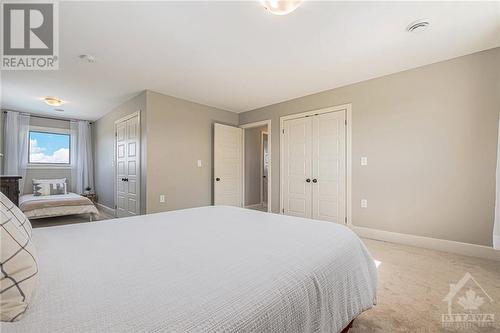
[407,19,431,33]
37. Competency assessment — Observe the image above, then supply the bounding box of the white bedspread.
[19,192,83,205]
[19,193,98,219]
[1,206,377,333]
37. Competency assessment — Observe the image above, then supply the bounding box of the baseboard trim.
[96,203,115,217]
[352,226,499,261]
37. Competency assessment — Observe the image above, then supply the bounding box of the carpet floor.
[354,239,500,332]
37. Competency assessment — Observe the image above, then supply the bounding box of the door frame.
[240,120,272,213]
[279,104,352,225]
[260,131,269,205]
[114,110,141,217]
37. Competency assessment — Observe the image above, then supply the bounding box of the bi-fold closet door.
[282,110,346,223]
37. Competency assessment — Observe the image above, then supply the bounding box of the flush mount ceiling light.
[43,97,64,107]
[260,0,303,15]
[79,54,96,63]
[407,19,431,33]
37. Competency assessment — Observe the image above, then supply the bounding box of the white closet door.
[311,111,345,223]
[115,113,140,218]
[283,117,312,218]
[214,123,243,206]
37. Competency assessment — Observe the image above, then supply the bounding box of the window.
[29,130,70,164]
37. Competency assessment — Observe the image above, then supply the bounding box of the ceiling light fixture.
[79,54,96,63]
[43,97,64,107]
[260,0,303,15]
[407,19,431,33]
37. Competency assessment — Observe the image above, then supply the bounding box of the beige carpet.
[353,239,500,333]
[30,213,499,332]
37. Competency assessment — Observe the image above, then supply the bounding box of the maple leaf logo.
[457,289,484,311]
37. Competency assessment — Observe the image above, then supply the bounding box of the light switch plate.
[160,195,165,203]
[361,157,368,166]
[197,160,202,168]
[361,199,368,208]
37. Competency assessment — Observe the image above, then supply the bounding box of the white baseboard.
[352,226,500,261]
[96,203,115,216]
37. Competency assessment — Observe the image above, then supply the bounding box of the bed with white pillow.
[19,193,98,220]
[19,178,98,220]
[1,204,377,332]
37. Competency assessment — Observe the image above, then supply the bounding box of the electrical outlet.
[160,195,165,203]
[361,157,368,166]
[361,199,368,208]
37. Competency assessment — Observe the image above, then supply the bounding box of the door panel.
[214,123,243,206]
[262,133,269,205]
[312,111,345,223]
[115,114,140,217]
[283,117,312,218]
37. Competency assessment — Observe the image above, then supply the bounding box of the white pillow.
[0,193,38,322]
[32,178,67,196]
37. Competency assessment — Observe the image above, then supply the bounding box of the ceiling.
[1,1,499,121]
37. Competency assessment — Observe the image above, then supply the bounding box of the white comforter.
[1,206,377,333]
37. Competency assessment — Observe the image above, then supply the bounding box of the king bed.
[1,205,377,332]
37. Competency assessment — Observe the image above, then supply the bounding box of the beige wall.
[146,91,238,213]
[239,47,500,247]
[94,91,147,212]
[244,125,267,206]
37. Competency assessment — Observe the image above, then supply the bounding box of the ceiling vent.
[407,19,431,33]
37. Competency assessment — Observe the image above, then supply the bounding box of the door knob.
[306,178,311,183]
[312,179,318,183]
[215,177,221,181]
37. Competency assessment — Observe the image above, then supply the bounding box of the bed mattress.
[1,206,377,333]
[19,193,98,219]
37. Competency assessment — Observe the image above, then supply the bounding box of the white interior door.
[311,111,346,223]
[283,117,312,218]
[214,123,243,206]
[115,113,140,217]
[262,132,269,205]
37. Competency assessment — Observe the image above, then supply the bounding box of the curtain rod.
[2,111,92,124]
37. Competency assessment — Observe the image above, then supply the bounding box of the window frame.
[27,126,71,169]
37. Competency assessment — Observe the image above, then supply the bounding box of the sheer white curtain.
[494,117,500,249]
[70,120,94,194]
[4,111,30,192]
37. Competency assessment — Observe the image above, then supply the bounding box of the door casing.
[240,120,272,213]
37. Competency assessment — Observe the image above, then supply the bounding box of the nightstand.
[81,192,97,205]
